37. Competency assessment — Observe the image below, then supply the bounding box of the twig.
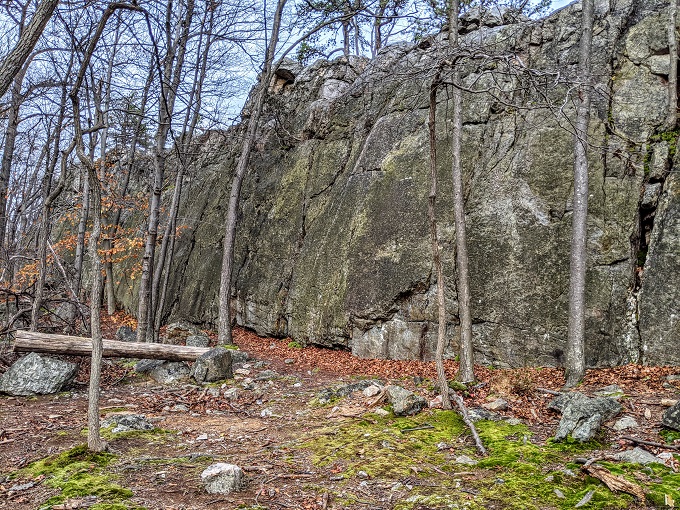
[450,391,487,456]
[621,435,680,451]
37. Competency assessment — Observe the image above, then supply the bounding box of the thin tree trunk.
[0,0,58,99]
[0,65,28,254]
[449,0,475,384]
[138,0,195,343]
[73,171,90,301]
[68,0,143,452]
[428,76,452,409]
[218,0,287,344]
[30,79,71,331]
[564,0,594,388]
[668,0,678,130]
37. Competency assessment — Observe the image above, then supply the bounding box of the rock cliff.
[164,0,680,367]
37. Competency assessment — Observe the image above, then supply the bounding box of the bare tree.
[564,0,594,388]
[137,0,196,343]
[448,0,475,383]
[428,74,452,408]
[218,0,288,344]
[0,0,58,99]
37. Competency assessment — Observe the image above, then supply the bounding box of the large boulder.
[134,359,191,384]
[191,347,233,383]
[0,353,78,396]
[549,392,621,442]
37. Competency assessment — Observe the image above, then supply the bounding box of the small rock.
[165,321,200,345]
[468,407,503,422]
[385,385,426,416]
[171,404,189,412]
[593,384,624,399]
[191,347,233,383]
[101,414,154,434]
[505,417,522,426]
[644,408,652,420]
[662,401,680,431]
[224,388,239,399]
[260,409,273,418]
[255,370,279,381]
[293,382,302,388]
[196,433,208,441]
[186,334,210,348]
[357,470,369,479]
[613,447,660,465]
[317,380,383,403]
[135,360,191,385]
[613,415,639,431]
[554,488,565,499]
[544,475,554,482]
[436,442,451,451]
[363,385,382,397]
[115,325,137,343]
[455,455,478,466]
[373,408,390,417]
[234,368,251,376]
[284,358,295,364]
[429,395,443,408]
[201,463,245,494]
[661,398,678,407]
[482,398,508,411]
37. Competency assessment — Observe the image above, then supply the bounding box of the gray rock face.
[115,326,137,343]
[612,415,639,431]
[662,401,680,431]
[201,463,245,494]
[135,359,191,384]
[186,334,210,347]
[102,414,154,433]
[549,392,621,442]
[385,385,426,416]
[152,2,678,367]
[191,347,233,383]
[0,353,78,396]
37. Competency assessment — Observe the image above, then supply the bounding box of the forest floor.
[1,319,680,510]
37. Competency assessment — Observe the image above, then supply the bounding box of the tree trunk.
[218,0,287,344]
[73,170,90,301]
[428,76,452,409]
[0,0,58,99]
[137,0,195,343]
[0,65,28,254]
[448,0,475,384]
[668,0,678,130]
[564,0,594,388]
[14,330,211,361]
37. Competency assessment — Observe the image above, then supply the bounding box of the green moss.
[660,429,680,444]
[301,410,464,478]
[287,340,303,349]
[220,344,240,350]
[14,445,139,509]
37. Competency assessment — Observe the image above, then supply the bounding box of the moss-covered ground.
[12,444,142,510]
[300,409,680,509]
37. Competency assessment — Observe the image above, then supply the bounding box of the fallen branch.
[536,387,562,395]
[450,391,487,456]
[621,435,680,451]
[582,463,645,501]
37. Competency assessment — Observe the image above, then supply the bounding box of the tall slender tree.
[564,0,594,388]
[448,0,475,383]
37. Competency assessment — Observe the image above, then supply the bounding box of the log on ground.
[13,330,211,362]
